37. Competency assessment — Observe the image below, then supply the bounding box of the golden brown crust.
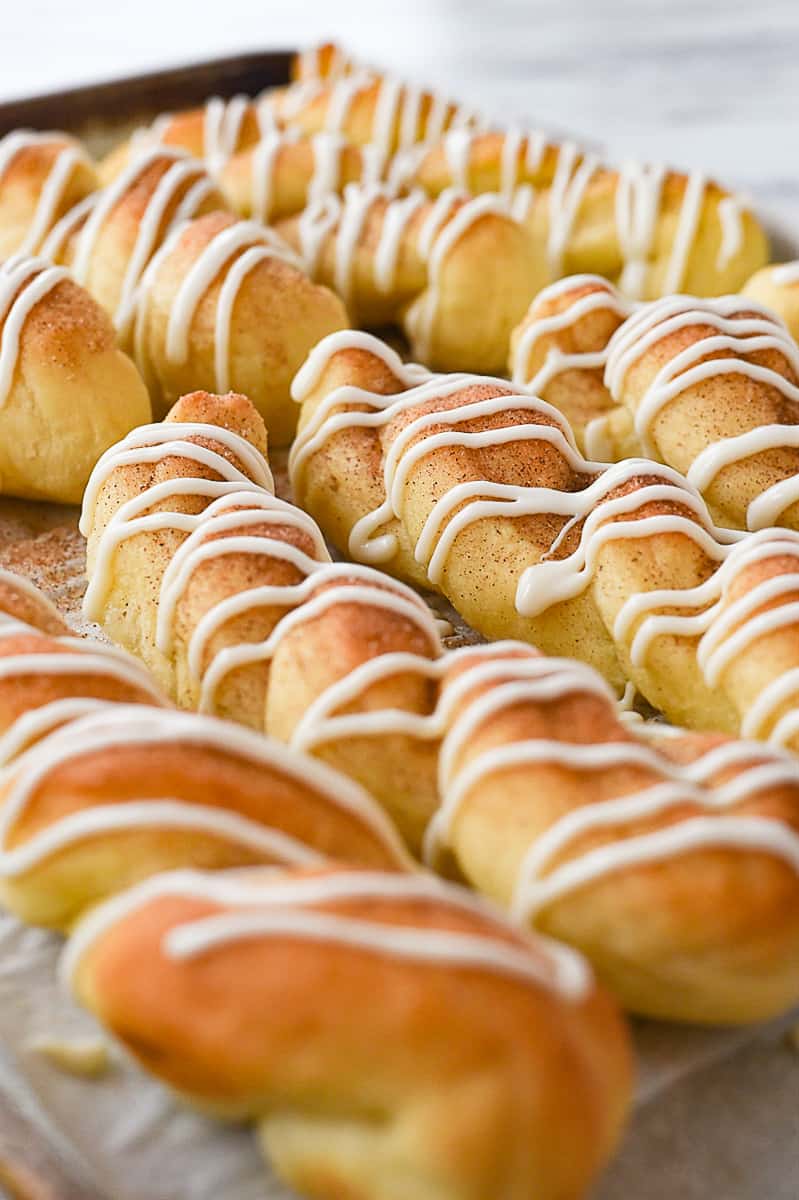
[132,210,348,443]
[435,647,799,1023]
[291,330,799,744]
[0,132,98,257]
[276,190,543,374]
[220,136,366,222]
[52,150,228,343]
[0,263,151,504]
[71,865,632,1200]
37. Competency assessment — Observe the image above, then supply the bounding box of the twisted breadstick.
[220,130,376,224]
[80,388,443,850]
[44,146,227,345]
[65,864,630,1200]
[275,183,541,373]
[512,279,799,532]
[427,643,799,1023]
[270,70,482,168]
[0,130,98,258]
[397,130,768,298]
[291,329,799,746]
[126,209,347,442]
[98,95,280,184]
[0,569,408,929]
[0,252,150,503]
[0,571,632,1195]
[291,633,799,1020]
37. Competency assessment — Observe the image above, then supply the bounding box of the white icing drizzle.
[249,132,284,222]
[546,144,598,278]
[66,147,216,335]
[290,327,430,401]
[604,294,799,525]
[716,195,747,271]
[771,262,799,286]
[62,867,592,1002]
[79,421,274,540]
[308,132,346,204]
[0,706,407,878]
[406,192,512,361]
[291,331,738,628]
[333,183,388,306]
[662,171,707,294]
[614,161,666,299]
[196,568,440,714]
[39,193,97,262]
[442,130,473,189]
[203,95,251,172]
[289,642,546,759]
[0,254,70,407]
[133,218,300,392]
[297,193,342,276]
[511,274,633,392]
[418,653,799,918]
[374,190,425,292]
[0,131,91,256]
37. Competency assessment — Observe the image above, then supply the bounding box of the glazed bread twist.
[286,635,799,1021]
[291,329,799,746]
[0,569,408,930]
[396,129,768,298]
[0,130,99,258]
[80,388,444,850]
[44,146,228,346]
[42,148,347,442]
[98,95,281,184]
[0,252,150,503]
[275,183,541,373]
[124,207,347,442]
[426,643,799,1023]
[65,865,631,1200]
[219,129,379,225]
[511,277,799,533]
[269,70,482,167]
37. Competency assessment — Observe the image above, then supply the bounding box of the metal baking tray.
[0,50,293,155]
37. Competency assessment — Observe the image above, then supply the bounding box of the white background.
[3,0,798,215]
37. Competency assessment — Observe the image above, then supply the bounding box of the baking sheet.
[0,485,797,1200]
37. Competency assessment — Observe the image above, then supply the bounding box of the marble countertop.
[4,0,799,215]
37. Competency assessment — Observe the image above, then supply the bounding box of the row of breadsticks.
[2,380,799,1196]
[4,39,799,508]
